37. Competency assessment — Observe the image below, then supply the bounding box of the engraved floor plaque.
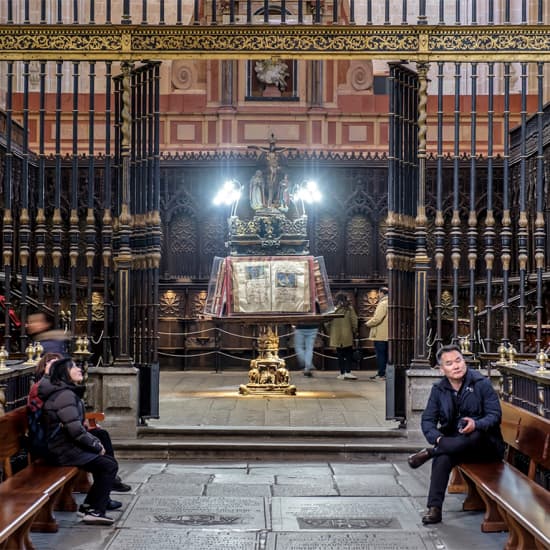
[269,531,439,550]
[272,483,339,497]
[139,482,205,496]
[206,484,271,497]
[107,529,262,550]
[121,496,268,530]
[271,497,420,531]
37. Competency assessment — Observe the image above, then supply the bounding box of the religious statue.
[278,174,290,211]
[249,170,265,210]
[248,135,295,210]
[254,59,290,92]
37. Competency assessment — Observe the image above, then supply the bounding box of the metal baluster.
[521,0,526,24]
[264,0,269,23]
[212,0,217,24]
[41,0,46,24]
[534,62,545,352]
[20,61,31,350]
[122,0,131,24]
[73,0,78,23]
[418,0,426,24]
[160,0,165,24]
[451,62,461,339]
[367,0,372,24]
[484,62,495,352]
[455,0,460,25]
[471,0,477,24]
[24,0,30,24]
[37,62,47,305]
[434,62,445,351]
[106,0,111,24]
[57,0,62,23]
[231,0,236,23]
[86,62,97,339]
[142,0,147,24]
[501,63,512,344]
[349,0,354,24]
[384,0,390,24]
[297,0,302,24]
[90,0,95,23]
[488,0,493,24]
[504,0,510,24]
[103,61,113,365]
[468,62,478,353]
[70,61,80,352]
[153,62,161,369]
[537,0,543,24]
[3,63,14,351]
[53,61,63,325]
[438,0,444,25]
[517,62,528,352]
[7,0,13,23]
[332,0,337,24]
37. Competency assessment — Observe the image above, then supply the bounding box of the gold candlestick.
[536,350,548,373]
[0,346,10,371]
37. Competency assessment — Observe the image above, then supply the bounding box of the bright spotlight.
[213,179,242,206]
[295,180,321,204]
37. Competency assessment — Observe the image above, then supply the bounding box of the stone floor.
[29,370,509,549]
[146,368,399,429]
[31,458,508,550]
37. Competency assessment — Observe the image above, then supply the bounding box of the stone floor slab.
[121,495,268,530]
[268,531,439,549]
[335,474,409,496]
[107,529,263,550]
[271,496,420,531]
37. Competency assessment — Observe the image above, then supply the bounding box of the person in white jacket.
[366,287,388,379]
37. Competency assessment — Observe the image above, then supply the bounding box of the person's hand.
[459,417,476,434]
[99,444,106,455]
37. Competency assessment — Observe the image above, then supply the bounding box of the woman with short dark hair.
[39,357,119,525]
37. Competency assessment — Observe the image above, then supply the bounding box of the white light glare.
[213,179,241,206]
[296,180,321,203]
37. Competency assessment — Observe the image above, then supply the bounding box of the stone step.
[113,426,425,460]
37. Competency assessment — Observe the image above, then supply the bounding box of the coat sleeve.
[420,387,444,445]
[473,380,502,432]
[55,393,103,454]
[366,299,388,328]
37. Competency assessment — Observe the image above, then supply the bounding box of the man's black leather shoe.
[407,448,431,469]
[422,506,442,524]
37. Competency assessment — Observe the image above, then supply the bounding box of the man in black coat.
[408,344,505,525]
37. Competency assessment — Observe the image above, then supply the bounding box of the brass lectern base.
[239,383,297,396]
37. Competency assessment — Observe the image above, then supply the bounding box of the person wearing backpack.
[28,353,132,494]
[38,357,120,525]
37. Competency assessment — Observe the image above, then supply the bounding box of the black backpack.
[26,398,61,458]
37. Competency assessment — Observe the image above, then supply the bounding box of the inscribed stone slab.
[271,497,420,531]
[206,484,271,497]
[335,475,408,496]
[139,482,205,496]
[330,463,396,476]
[106,529,261,550]
[269,531,438,550]
[272,484,338,497]
[121,496,268,530]
[148,472,213,484]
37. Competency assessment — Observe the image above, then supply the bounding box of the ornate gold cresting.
[0,25,550,61]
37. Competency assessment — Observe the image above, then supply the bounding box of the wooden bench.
[454,401,550,550]
[0,406,80,550]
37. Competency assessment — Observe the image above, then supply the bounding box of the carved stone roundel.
[171,60,196,90]
[348,61,374,91]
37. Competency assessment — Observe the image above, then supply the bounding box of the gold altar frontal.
[239,327,296,395]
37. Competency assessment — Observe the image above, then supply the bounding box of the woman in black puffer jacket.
[39,357,119,525]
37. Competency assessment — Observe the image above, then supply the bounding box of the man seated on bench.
[38,357,120,525]
[407,344,505,525]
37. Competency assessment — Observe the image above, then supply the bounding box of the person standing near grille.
[366,286,388,380]
[327,294,358,380]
